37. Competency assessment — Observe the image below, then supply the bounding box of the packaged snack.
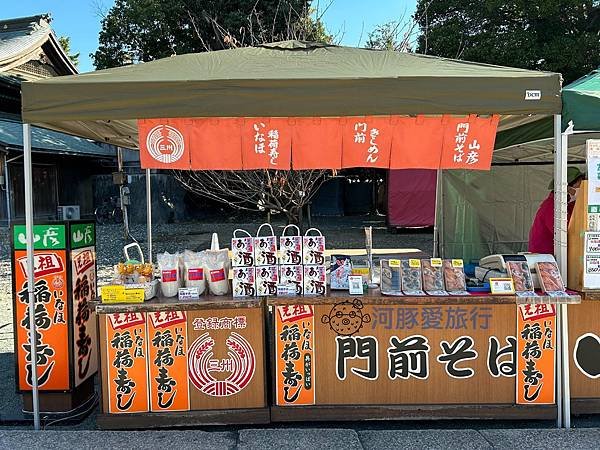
[231,229,254,267]
[421,259,447,295]
[304,265,326,295]
[254,223,277,266]
[400,259,425,296]
[232,267,256,297]
[303,228,325,265]
[204,235,230,296]
[506,261,535,295]
[380,259,403,296]
[443,259,469,295]
[537,261,568,296]
[331,255,352,290]
[280,265,304,295]
[158,251,181,298]
[280,224,303,265]
[256,265,279,296]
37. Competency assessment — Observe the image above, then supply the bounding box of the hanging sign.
[586,140,600,215]
[341,116,392,168]
[241,118,292,169]
[138,119,191,170]
[440,115,499,170]
[390,116,444,169]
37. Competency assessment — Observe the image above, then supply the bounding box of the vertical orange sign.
[390,116,445,169]
[147,311,190,412]
[106,312,149,413]
[440,115,499,170]
[14,250,70,391]
[516,304,556,404]
[190,118,244,170]
[341,116,392,169]
[291,117,342,169]
[275,305,315,406]
[138,119,192,170]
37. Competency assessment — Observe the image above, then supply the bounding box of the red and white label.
[210,269,226,282]
[162,269,178,282]
[187,268,204,281]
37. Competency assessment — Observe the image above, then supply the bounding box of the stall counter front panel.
[269,292,560,421]
[94,297,268,429]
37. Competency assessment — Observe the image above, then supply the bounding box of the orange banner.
[341,116,392,168]
[138,115,499,171]
[292,117,342,169]
[440,115,499,170]
[275,304,315,406]
[106,312,149,414]
[138,119,191,170]
[147,311,190,412]
[14,250,70,391]
[190,118,243,170]
[241,118,292,169]
[516,304,556,405]
[390,116,445,169]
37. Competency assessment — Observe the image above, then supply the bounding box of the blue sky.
[1,0,417,73]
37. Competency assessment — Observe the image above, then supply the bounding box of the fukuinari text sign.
[138,115,499,171]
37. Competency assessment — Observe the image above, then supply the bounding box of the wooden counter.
[267,291,560,421]
[92,295,268,429]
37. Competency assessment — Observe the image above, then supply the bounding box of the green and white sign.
[13,224,66,250]
[71,223,95,249]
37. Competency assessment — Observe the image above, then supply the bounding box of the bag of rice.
[204,234,230,296]
[158,251,181,297]
[183,250,206,294]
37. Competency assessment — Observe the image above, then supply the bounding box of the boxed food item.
[254,223,277,266]
[537,261,568,297]
[280,224,303,265]
[330,255,352,290]
[232,267,256,297]
[351,259,370,284]
[304,265,326,295]
[303,228,326,265]
[421,258,447,296]
[400,259,425,296]
[231,229,254,267]
[506,261,536,297]
[279,265,304,295]
[256,265,279,296]
[380,259,403,296]
[443,259,469,295]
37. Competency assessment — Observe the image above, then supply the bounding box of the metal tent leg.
[146,168,153,263]
[23,123,40,430]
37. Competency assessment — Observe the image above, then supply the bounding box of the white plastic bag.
[204,233,230,296]
[157,251,181,298]
[183,250,206,294]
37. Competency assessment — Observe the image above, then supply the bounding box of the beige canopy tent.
[19,41,570,428]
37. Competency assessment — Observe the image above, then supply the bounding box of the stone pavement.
[2,427,600,449]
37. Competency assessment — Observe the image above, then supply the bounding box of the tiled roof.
[0,118,116,158]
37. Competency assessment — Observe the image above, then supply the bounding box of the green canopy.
[20,41,561,149]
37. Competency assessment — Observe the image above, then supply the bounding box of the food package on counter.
[303,228,325,265]
[232,267,256,297]
[280,265,304,295]
[421,259,448,296]
[304,265,326,295]
[400,259,426,296]
[331,255,352,290]
[443,259,469,295]
[256,265,279,296]
[380,259,403,296]
[158,251,181,298]
[231,229,254,267]
[183,250,206,294]
[506,261,536,296]
[351,260,370,284]
[280,224,303,265]
[536,261,568,297]
[204,235,230,296]
[254,223,277,266]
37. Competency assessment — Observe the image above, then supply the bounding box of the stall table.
[269,291,578,422]
[92,296,269,429]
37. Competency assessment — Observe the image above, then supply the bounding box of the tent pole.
[432,168,442,257]
[560,127,572,429]
[553,114,565,428]
[146,168,152,263]
[23,123,40,430]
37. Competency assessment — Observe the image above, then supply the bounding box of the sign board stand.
[11,221,98,419]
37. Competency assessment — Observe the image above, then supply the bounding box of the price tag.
[489,278,515,295]
[389,259,401,268]
[178,287,200,300]
[452,259,464,268]
[409,259,421,268]
[586,233,600,253]
[101,285,145,303]
[586,255,600,274]
[430,258,443,267]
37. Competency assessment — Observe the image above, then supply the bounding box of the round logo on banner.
[188,332,255,396]
[146,125,185,164]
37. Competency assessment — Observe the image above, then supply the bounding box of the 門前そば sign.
[14,249,70,390]
[274,301,551,406]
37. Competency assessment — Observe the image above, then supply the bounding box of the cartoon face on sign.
[321,299,371,336]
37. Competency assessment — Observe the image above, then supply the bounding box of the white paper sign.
[586,232,600,253]
[587,140,600,214]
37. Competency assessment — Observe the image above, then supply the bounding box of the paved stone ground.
[2,428,600,449]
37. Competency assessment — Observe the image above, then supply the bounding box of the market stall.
[18,41,572,429]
